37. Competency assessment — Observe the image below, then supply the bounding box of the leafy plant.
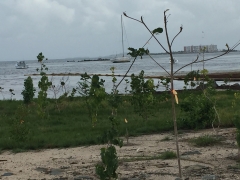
[21,76,35,104]
[36,52,52,118]
[96,116,123,180]
[181,70,219,129]
[179,93,215,129]
[96,68,124,180]
[77,73,106,126]
[107,67,122,116]
[130,70,159,121]
[96,145,119,180]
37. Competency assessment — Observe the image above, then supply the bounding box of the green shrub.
[179,93,215,129]
[21,76,35,104]
[190,134,221,147]
[159,150,177,160]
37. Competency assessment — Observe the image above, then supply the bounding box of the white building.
[184,45,218,53]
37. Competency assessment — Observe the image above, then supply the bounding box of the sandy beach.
[1,127,239,180]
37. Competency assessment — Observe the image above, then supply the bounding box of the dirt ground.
[1,127,240,180]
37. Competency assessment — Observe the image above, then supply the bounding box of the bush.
[21,76,35,104]
[178,93,215,129]
[190,134,221,147]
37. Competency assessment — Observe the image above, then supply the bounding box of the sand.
[0,127,239,180]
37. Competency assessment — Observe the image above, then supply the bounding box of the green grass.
[190,134,222,147]
[0,90,238,151]
[120,150,177,163]
[159,150,177,160]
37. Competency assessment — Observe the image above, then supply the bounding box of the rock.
[2,172,14,176]
[201,174,217,180]
[74,176,94,180]
[181,150,201,156]
[232,83,240,86]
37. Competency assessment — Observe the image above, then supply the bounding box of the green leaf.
[127,47,149,58]
[152,27,163,35]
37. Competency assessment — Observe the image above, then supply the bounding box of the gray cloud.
[0,0,239,61]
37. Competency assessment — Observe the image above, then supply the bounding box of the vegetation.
[0,90,238,151]
[190,134,222,147]
[21,76,35,105]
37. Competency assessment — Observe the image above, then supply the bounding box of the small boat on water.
[169,58,179,64]
[15,61,29,69]
[111,56,131,63]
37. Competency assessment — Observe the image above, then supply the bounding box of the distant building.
[184,45,218,53]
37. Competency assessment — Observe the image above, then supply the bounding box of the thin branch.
[115,30,157,90]
[148,54,170,76]
[171,25,183,47]
[174,50,230,75]
[174,55,200,75]
[124,12,169,53]
[140,16,169,53]
[143,35,154,47]
[115,56,137,90]
[230,39,240,50]
[123,12,142,23]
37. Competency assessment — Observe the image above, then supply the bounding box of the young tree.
[115,9,240,178]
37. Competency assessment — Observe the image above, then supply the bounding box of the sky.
[1,0,240,61]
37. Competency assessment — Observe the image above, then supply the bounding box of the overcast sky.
[1,0,240,61]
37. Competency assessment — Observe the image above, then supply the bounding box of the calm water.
[0,51,240,100]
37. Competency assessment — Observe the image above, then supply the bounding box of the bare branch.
[123,12,168,53]
[171,25,183,47]
[230,39,240,50]
[174,50,230,75]
[174,55,199,75]
[143,35,154,48]
[148,54,171,76]
[123,12,142,23]
[115,56,138,90]
[140,16,169,53]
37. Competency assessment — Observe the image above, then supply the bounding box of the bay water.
[0,51,240,100]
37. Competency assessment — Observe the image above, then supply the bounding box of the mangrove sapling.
[108,67,122,116]
[180,70,219,130]
[21,76,35,105]
[122,9,239,178]
[77,73,106,126]
[96,116,123,180]
[0,87,5,99]
[9,89,15,100]
[48,76,70,112]
[96,68,123,179]
[36,52,52,118]
[130,70,159,121]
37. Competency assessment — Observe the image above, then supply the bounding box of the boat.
[15,61,29,69]
[169,58,179,64]
[111,15,131,63]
